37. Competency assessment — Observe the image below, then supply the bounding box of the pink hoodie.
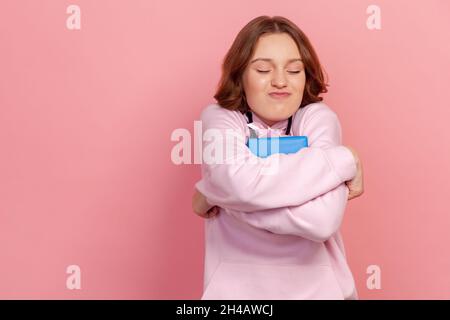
[195,102,358,300]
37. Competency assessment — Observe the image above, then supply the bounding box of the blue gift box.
[246,136,308,158]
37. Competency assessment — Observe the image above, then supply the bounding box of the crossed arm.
[192,103,362,242]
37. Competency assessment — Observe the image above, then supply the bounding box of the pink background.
[1,0,449,299]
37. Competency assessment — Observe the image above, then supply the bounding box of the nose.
[270,69,288,88]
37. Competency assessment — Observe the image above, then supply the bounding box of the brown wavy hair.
[214,15,329,114]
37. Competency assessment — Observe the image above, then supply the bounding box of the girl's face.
[242,33,306,127]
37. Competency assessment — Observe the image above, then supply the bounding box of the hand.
[192,188,220,218]
[345,146,364,200]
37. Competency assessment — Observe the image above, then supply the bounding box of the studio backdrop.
[1,0,450,299]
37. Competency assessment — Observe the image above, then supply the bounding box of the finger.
[195,208,212,218]
[196,212,209,218]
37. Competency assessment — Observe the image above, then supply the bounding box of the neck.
[255,114,278,127]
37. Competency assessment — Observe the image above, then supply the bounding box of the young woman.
[192,15,364,300]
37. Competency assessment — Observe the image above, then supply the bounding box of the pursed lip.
[269,92,291,98]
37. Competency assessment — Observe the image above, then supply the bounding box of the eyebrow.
[250,58,303,64]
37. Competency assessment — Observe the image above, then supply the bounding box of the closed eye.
[257,70,301,74]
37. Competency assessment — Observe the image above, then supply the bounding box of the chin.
[268,115,286,122]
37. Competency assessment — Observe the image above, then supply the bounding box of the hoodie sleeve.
[195,103,356,212]
[226,184,349,242]
[225,104,352,242]
[195,103,357,212]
